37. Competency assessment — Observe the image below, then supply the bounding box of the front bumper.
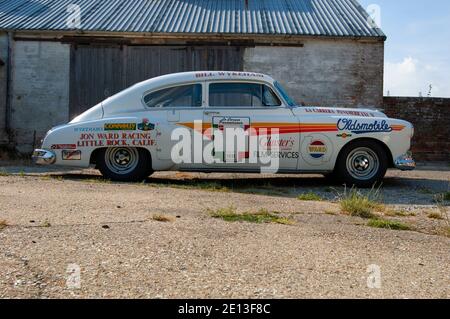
[32,149,56,165]
[395,153,416,171]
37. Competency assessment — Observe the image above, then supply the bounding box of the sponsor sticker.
[62,150,81,160]
[337,133,353,139]
[51,144,76,150]
[104,123,136,131]
[337,119,393,134]
[138,118,155,131]
[74,127,103,132]
[308,140,327,159]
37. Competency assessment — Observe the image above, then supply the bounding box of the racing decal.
[308,141,327,159]
[104,123,136,131]
[77,132,155,147]
[260,136,296,151]
[195,71,265,79]
[51,144,76,150]
[254,151,300,159]
[212,117,251,162]
[305,108,376,118]
[337,119,405,134]
[138,118,155,131]
[337,133,353,139]
[62,150,81,160]
[177,122,338,135]
[301,134,334,166]
[74,127,103,132]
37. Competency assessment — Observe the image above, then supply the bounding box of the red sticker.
[51,144,76,150]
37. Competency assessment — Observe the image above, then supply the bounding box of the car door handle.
[204,111,221,116]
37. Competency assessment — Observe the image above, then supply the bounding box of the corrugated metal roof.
[0,0,385,38]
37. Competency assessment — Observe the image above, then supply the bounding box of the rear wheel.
[335,140,388,188]
[97,147,152,182]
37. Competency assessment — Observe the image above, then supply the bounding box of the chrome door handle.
[204,111,221,116]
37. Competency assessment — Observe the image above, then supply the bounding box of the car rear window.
[144,84,202,108]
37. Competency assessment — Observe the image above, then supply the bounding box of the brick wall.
[244,39,384,108]
[383,97,450,163]
[10,40,70,153]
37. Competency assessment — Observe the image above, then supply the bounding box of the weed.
[339,186,383,218]
[417,187,434,195]
[443,192,450,201]
[209,207,294,225]
[367,219,411,231]
[427,212,444,220]
[384,209,416,217]
[0,169,9,176]
[298,192,323,201]
[41,220,51,227]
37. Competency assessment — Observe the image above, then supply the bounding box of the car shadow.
[46,172,449,206]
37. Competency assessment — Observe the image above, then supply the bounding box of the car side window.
[144,84,202,108]
[209,83,281,107]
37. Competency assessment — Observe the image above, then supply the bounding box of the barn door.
[69,45,244,119]
[69,45,125,120]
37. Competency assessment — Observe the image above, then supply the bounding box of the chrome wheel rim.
[105,148,139,175]
[346,147,379,181]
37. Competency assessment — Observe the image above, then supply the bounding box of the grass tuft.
[0,169,9,176]
[41,220,51,227]
[297,192,323,201]
[339,186,383,219]
[209,207,294,225]
[367,218,411,231]
[427,212,444,220]
[384,209,416,217]
[442,192,450,201]
[152,214,175,223]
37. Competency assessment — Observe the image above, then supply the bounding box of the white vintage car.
[33,71,415,187]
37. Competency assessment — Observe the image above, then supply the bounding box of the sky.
[358,0,450,97]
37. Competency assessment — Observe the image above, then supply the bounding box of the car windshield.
[274,81,297,107]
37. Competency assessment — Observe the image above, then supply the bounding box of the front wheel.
[97,147,152,182]
[335,140,388,188]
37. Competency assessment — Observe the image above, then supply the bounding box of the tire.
[335,140,388,188]
[97,147,153,182]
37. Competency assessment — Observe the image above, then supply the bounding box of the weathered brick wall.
[383,97,450,162]
[10,40,70,153]
[0,32,8,144]
[244,39,384,108]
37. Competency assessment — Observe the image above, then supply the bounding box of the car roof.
[132,71,275,90]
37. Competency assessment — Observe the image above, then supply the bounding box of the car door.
[203,81,300,172]
[142,83,205,166]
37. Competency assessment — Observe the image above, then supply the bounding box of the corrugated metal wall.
[69,45,244,118]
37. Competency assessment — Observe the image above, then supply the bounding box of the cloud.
[385,57,450,97]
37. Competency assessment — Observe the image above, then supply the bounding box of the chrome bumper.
[32,149,56,165]
[395,153,416,171]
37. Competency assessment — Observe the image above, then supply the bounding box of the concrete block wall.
[0,33,8,144]
[244,39,384,108]
[10,40,70,153]
[383,97,450,163]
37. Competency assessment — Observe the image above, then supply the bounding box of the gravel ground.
[0,163,449,299]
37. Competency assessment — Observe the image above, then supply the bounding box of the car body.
[33,71,415,187]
